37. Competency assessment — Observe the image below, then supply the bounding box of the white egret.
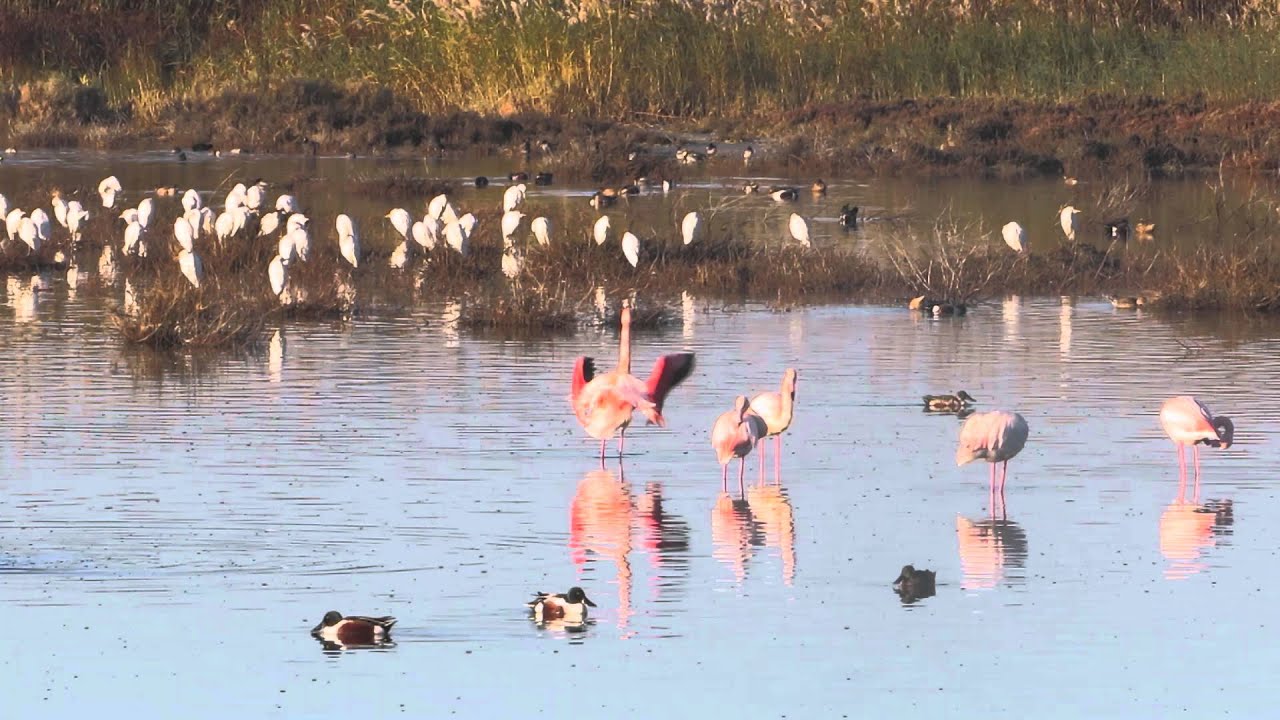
[1002,221,1028,254]
[197,207,216,237]
[277,233,296,264]
[1059,205,1082,241]
[788,213,811,247]
[502,183,526,212]
[459,213,477,237]
[386,208,412,240]
[123,221,145,256]
[288,226,311,262]
[389,241,411,269]
[444,220,468,256]
[184,208,204,239]
[178,249,204,289]
[30,208,51,244]
[284,213,308,233]
[224,183,247,212]
[0,193,8,219]
[621,231,640,267]
[501,241,523,280]
[421,215,442,247]
[5,208,22,241]
[681,211,701,245]
[182,188,202,212]
[501,210,525,239]
[441,201,460,225]
[136,198,154,230]
[174,217,196,252]
[410,221,434,251]
[258,211,281,237]
[52,193,68,228]
[120,208,139,225]
[215,211,237,242]
[427,193,449,220]
[244,184,264,211]
[275,194,298,214]
[66,203,88,243]
[593,215,610,245]
[268,255,288,298]
[531,216,551,246]
[336,214,360,268]
[18,216,38,253]
[98,176,122,208]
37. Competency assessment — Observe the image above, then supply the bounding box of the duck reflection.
[746,483,796,586]
[956,509,1028,591]
[1160,498,1233,581]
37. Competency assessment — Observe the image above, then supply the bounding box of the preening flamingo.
[570,301,695,463]
[747,368,797,482]
[956,410,1029,501]
[711,395,768,494]
[1159,396,1234,494]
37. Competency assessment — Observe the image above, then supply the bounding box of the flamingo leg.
[758,439,766,486]
[738,458,746,498]
[722,464,729,493]
[774,435,782,485]
[618,428,626,459]
[1192,445,1203,503]
[1175,443,1186,485]
[599,439,607,466]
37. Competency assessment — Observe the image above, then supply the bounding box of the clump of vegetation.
[459,287,577,332]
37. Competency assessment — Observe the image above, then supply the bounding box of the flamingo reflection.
[746,483,796,585]
[711,493,760,584]
[1159,497,1233,581]
[956,508,1028,591]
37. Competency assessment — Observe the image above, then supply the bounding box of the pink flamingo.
[1159,396,1234,496]
[571,301,695,463]
[956,410,1029,509]
[711,396,768,494]
[747,368,797,483]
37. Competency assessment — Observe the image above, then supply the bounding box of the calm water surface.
[2,153,1279,717]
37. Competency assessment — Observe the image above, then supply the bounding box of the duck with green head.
[923,390,976,412]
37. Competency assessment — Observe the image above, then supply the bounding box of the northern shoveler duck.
[618,184,640,196]
[924,391,976,412]
[534,171,553,186]
[527,587,596,623]
[589,191,617,209]
[474,176,490,188]
[893,565,936,602]
[839,204,859,228]
[509,171,530,182]
[769,186,798,202]
[811,179,827,195]
[661,179,673,193]
[311,611,396,646]
[705,142,718,156]
[743,182,760,194]
[155,186,177,197]
[743,145,754,162]
[909,296,966,316]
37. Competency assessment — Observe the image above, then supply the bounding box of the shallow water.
[3,153,1280,715]
[3,286,1280,716]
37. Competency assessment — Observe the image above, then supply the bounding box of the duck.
[527,587,596,623]
[705,142,718,156]
[839,204,859,228]
[811,179,827,195]
[923,391,977,412]
[893,565,937,602]
[310,611,396,646]
[1104,218,1131,242]
[509,171,530,182]
[743,145,754,162]
[769,186,798,202]
[474,176,490,188]
[617,184,641,196]
[534,171,553,186]
[743,182,760,195]
[1107,295,1147,309]
[1134,221,1155,240]
[589,191,617,209]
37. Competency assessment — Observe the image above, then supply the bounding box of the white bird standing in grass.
[459,213,477,237]
[428,193,449,220]
[5,208,22,241]
[17,216,38,253]
[0,193,8,220]
[386,208,412,241]
[29,208,51,245]
[501,236,523,279]
[66,202,88,244]
[178,248,204,289]
[531,216,551,246]
[215,211,237,242]
[275,194,299,214]
[621,231,640,267]
[184,208,205,239]
[421,215,442,246]
[120,207,139,226]
[444,219,469,256]
[258,211,282,237]
[411,221,436,252]
[136,198,154,231]
[389,242,412,269]
[52,193,68,228]
[182,188,201,212]
[501,210,525,239]
[681,211,701,245]
[593,215,610,245]
[502,183,526,212]
[1002,221,1028,254]
[174,216,196,253]
[1059,205,1082,241]
[788,213,811,247]
[336,214,360,269]
[123,220,146,257]
[98,175,122,208]
[288,225,311,262]
[268,254,289,299]
[244,185,264,212]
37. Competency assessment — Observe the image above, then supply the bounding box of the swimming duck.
[705,142,717,156]
[618,184,641,196]
[509,171,530,182]
[534,171,553,186]
[474,176,490,188]
[769,187,798,202]
[839,204,859,228]
[923,391,977,412]
[811,179,827,195]
[743,145,754,162]
[743,182,760,194]
[1107,295,1146,309]
[310,611,396,646]
[589,191,617,209]
[527,587,596,623]
[1134,221,1155,240]
[1104,218,1130,242]
[893,565,936,602]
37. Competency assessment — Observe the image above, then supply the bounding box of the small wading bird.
[570,301,695,463]
[311,611,396,646]
[711,396,768,493]
[924,390,976,413]
[593,215,611,246]
[1002,221,1027,254]
[336,213,360,268]
[788,213,811,247]
[527,587,596,625]
[1159,396,1234,489]
[956,410,1029,500]
[1059,205,1082,242]
[531,216,551,246]
[621,231,640,267]
[747,368,797,482]
[681,211,701,245]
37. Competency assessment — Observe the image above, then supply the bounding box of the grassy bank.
[3,2,1280,176]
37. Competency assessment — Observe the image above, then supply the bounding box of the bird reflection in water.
[956,503,1029,591]
[711,493,760,584]
[746,483,796,586]
[570,470,690,633]
[1160,496,1234,581]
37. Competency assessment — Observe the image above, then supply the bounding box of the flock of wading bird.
[0,162,1218,642]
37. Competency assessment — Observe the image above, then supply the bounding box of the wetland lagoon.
[3,147,1280,718]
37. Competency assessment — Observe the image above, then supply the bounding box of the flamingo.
[570,301,695,463]
[747,368,797,482]
[1159,396,1234,494]
[711,396,768,494]
[1002,221,1027,254]
[956,410,1029,502]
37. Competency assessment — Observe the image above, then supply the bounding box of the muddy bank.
[7,80,1280,180]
